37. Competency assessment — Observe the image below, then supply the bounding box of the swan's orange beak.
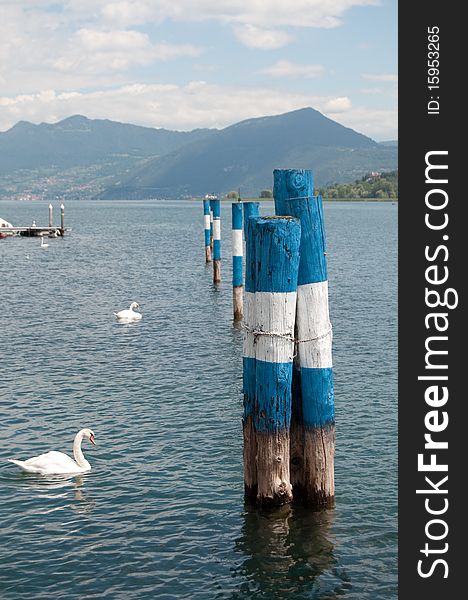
[90,434,96,445]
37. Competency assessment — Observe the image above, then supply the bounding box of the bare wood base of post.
[243,415,257,504]
[290,360,304,496]
[302,424,335,508]
[256,431,293,507]
[205,245,212,262]
[233,286,243,321]
[213,259,221,283]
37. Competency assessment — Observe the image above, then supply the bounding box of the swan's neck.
[73,432,91,469]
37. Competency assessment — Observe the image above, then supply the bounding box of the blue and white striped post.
[209,199,214,252]
[203,199,212,262]
[242,201,260,239]
[60,203,65,236]
[274,168,313,493]
[232,201,243,320]
[242,215,257,502]
[212,198,221,283]
[243,216,301,506]
[275,168,335,508]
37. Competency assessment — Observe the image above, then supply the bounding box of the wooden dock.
[0,226,70,238]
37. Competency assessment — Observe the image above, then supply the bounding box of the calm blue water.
[0,200,397,599]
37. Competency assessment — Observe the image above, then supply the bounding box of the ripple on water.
[0,200,397,599]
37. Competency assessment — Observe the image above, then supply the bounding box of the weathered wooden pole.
[232,202,243,320]
[275,168,335,508]
[60,203,65,236]
[212,198,221,283]
[273,168,312,495]
[242,215,257,503]
[244,216,301,506]
[242,201,260,239]
[48,204,53,227]
[203,198,212,262]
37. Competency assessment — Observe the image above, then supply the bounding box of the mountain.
[379,140,398,147]
[0,115,215,175]
[0,109,397,200]
[99,108,398,198]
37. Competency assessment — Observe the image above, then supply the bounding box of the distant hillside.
[0,115,215,175]
[318,170,398,199]
[99,108,398,199]
[0,109,398,200]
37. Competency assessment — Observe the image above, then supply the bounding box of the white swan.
[8,428,96,475]
[114,301,142,322]
[40,236,49,249]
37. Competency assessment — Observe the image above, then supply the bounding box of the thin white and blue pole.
[203,199,212,262]
[209,199,214,252]
[232,201,243,320]
[243,215,301,506]
[242,214,257,502]
[212,197,221,283]
[60,203,65,236]
[275,168,335,508]
[242,201,260,239]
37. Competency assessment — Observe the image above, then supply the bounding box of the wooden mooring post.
[60,203,65,236]
[209,200,214,252]
[274,168,335,508]
[212,198,221,283]
[48,204,53,227]
[242,215,257,503]
[203,199,212,262]
[242,201,260,240]
[243,216,301,506]
[232,202,243,320]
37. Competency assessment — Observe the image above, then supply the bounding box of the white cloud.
[0,10,204,94]
[323,96,352,113]
[234,25,293,49]
[0,2,396,141]
[0,84,396,140]
[362,73,398,82]
[93,0,378,29]
[329,106,398,140]
[261,60,325,78]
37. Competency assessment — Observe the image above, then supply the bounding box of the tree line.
[316,170,398,199]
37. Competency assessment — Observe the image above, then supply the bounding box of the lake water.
[0,199,397,599]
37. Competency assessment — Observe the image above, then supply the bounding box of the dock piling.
[203,199,212,262]
[209,200,214,252]
[242,202,260,240]
[60,204,65,236]
[212,198,221,283]
[243,216,301,506]
[275,169,335,508]
[232,202,243,320]
[48,204,53,228]
[243,215,257,502]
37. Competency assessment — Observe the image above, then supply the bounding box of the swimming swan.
[8,428,96,475]
[40,237,49,248]
[114,302,142,322]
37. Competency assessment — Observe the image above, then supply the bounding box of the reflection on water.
[12,473,96,515]
[233,506,348,599]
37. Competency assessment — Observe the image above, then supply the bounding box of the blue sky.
[0,1,397,140]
